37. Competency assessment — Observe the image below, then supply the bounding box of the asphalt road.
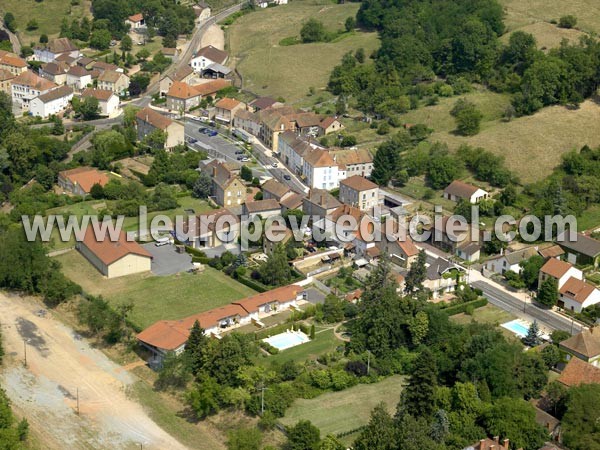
[184,120,308,194]
[472,280,584,335]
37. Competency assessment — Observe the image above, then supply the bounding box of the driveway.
[143,243,194,276]
[304,287,326,304]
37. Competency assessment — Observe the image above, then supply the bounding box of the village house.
[319,116,344,135]
[0,50,27,76]
[248,96,282,112]
[183,207,240,249]
[55,53,78,66]
[136,284,302,362]
[97,70,130,95]
[464,437,514,450]
[76,56,95,69]
[261,179,291,202]
[166,81,201,112]
[193,3,212,22]
[81,89,120,116]
[29,85,73,118]
[339,175,379,211]
[190,45,228,73]
[558,356,600,387]
[560,327,600,367]
[378,237,420,269]
[135,107,185,149]
[65,65,92,91]
[243,199,282,220]
[213,97,245,124]
[39,62,69,85]
[263,228,294,256]
[194,78,231,99]
[211,162,246,207]
[302,148,341,190]
[557,231,600,268]
[201,63,232,79]
[278,131,314,175]
[125,13,145,29]
[313,203,364,245]
[485,247,539,275]
[77,228,152,279]
[258,107,297,151]
[329,148,374,178]
[11,71,57,110]
[234,109,262,138]
[159,66,195,96]
[538,258,583,290]
[303,189,341,223]
[280,192,305,213]
[0,69,15,95]
[34,38,80,63]
[538,244,565,260]
[58,166,109,196]
[90,61,119,74]
[455,241,481,262]
[443,180,489,203]
[427,215,476,254]
[424,257,462,299]
[558,277,600,313]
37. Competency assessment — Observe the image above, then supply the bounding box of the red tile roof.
[233,285,301,313]
[560,277,597,304]
[398,239,419,257]
[167,81,201,99]
[340,175,378,191]
[82,88,115,102]
[196,45,228,65]
[558,357,600,387]
[136,107,173,130]
[540,258,574,279]
[215,97,241,111]
[128,13,144,22]
[194,79,231,96]
[59,166,109,193]
[13,71,56,91]
[444,180,482,198]
[80,227,152,266]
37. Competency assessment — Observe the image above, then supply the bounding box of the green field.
[55,250,256,328]
[280,375,405,437]
[227,0,380,103]
[1,0,92,44]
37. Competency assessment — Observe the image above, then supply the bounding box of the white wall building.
[29,85,73,118]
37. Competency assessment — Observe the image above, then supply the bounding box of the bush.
[441,298,488,316]
[558,15,577,29]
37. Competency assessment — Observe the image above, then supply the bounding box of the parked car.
[208,130,218,137]
[235,150,244,155]
[283,174,291,180]
[236,156,244,160]
[271,162,278,168]
[188,138,198,144]
[198,127,206,133]
[241,157,250,162]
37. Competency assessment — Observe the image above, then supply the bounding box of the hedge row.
[441,298,488,316]
[236,275,269,293]
[258,340,279,354]
[185,247,207,257]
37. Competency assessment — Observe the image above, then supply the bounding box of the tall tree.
[537,277,558,307]
[184,320,208,376]
[286,420,321,450]
[353,403,396,450]
[398,347,438,418]
[404,250,427,294]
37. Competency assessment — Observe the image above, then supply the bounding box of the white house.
[11,70,57,110]
[66,66,92,91]
[30,85,73,118]
[302,148,341,190]
[444,180,489,204]
[538,258,583,290]
[559,277,600,313]
[125,13,145,29]
[339,175,379,211]
[485,247,538,275]
[34,38,80,63]
[81,88,119,116]
[190,45,228,73]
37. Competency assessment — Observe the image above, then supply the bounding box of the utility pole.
[260,385,265,415]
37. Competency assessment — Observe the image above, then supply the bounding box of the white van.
[155,237,171,247]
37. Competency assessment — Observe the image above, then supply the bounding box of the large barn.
[77,228,152,278]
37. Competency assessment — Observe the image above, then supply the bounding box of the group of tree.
[329,0,599,119]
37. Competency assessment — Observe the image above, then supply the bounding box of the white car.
[271,162,278,168]
[241,157,250,162]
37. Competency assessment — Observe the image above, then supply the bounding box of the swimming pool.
[263,330,310,351]
[501,319,530,338]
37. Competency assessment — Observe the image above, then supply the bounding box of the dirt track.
[0,293,188,450]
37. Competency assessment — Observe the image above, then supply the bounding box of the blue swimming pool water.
[263,331,310,351]
[501,320,530,338]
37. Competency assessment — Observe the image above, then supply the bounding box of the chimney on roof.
[502,439,509,450]
[479,440,485,450]
[493,437,499,444]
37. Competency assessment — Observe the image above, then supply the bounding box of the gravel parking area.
[143,243,194,276]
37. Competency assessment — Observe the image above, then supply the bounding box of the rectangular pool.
[501,319,530,338]
[263,330,310,351]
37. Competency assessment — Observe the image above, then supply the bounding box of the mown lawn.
[227,0,380,103]
[280,375,405,437]
[262,326,343,365]
[54,250,256,329]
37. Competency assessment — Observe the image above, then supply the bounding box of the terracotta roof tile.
[560,328,600,358]
[444,180,483,198]
[560,277,597,304]
[540,258,574,279]
[196,45,228,65]
[82,88,115,102]
[232,285,300,313]
[35,85,73,103]
[136,107,173,130]
[193,79,231,96]
[215,97,241,111]
[59,166,109,193]
[80,227,152,266]
[128,13,144,22]
[13,71,56,91]
[558,357,600,387]
[340,175,378,191]
[245,199,280,213]
[167,81,201,99]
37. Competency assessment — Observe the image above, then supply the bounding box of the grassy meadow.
[55,250,256,328]
[226,0,380,103]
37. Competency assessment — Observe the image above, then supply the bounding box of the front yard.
[54,250,256,329]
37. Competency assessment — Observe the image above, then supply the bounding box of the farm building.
[77,228,152,278]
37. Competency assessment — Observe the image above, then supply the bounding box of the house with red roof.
[77,227,152,278]
[125,13,145,29]
[58,166,109,196]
